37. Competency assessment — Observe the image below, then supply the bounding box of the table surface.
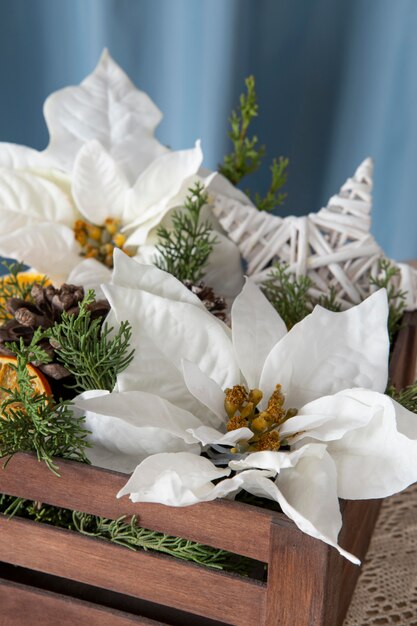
[344,482,417,625]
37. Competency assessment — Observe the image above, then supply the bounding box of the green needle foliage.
[0,494,254,575]
[387,382,417,412]
[155,182,218,283]
[261,262,315,329]
[46,290,134,394]
[254,157,289,212]
[0,260,48,322]
[369,258,406,341]
[0,331,90,474]
[219,75,266,186]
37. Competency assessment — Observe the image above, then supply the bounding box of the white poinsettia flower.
[0,49,243,296]
[75,253,417,561]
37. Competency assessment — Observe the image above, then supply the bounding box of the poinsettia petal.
[102,282,239,392]
[0,143,55,169]
[238,447,359,563]
[207,170,255,206]
[103,297,220,424]
[319,389,417,499]
[260,289,389,408]
[67,258,111,298]
[229,443,326,474]
[123,140,203,240]
[111,250,206,309]
[182,359,225,423]
[72,140,129,223]
[0,223,81,283]
[44,49,167,180]
[187,425,253,446]
[117,452,232,506]
[203,231,245,299]
[280,392,374,443]
[74,390,202,473]
[0,168,75,227]
[232,278,287,389]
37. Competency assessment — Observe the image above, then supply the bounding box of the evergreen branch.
[369,258,407,342]
[219,76,266,186]
[387,382,417,412]
[0,261,48,323]
[0,331,90,474]
[254,157,289,212]
[155,182,218,284]
[46,290,134,394]
[261,262,314,329]
[317,287,342,312]
[0,494,254,575]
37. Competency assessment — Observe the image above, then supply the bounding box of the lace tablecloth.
[344,483,417,625]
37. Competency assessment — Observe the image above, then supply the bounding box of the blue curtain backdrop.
[0,0,416,260]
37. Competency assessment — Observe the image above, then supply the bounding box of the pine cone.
[0,283,110,381]
[183,280,228,323]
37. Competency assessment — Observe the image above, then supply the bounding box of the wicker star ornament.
[212,158,417,311]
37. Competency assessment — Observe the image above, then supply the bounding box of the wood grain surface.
[0,578,164,626]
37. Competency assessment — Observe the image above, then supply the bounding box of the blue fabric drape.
[0,0,415,260]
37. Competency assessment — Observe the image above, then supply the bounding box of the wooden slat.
[264,520,332,626]
[0,515,266,626]
[0,452,282,562]
[0,578,163,626]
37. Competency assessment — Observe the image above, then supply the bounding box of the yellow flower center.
[74,218,133,268]
[224,384,297,453]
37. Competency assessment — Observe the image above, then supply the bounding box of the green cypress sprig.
[219,75,266,186]
[45,290,134,394]
[369,258,406,341]
[0,330,90,474]
[387,382,417,412]
[0,260,48,323]
[254,157,289,212]
[155,182,218,283]
[261,262,314,329]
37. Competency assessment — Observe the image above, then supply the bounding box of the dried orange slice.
[0,356,52,419]
[0,270,51,319]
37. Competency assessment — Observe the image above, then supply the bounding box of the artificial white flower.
[0,50,244,296]
[75,252,417,562]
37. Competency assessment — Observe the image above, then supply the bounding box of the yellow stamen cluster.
[224,383,297,453]
[74,217,132,268]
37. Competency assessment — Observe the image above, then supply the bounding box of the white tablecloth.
[344,483,417,625]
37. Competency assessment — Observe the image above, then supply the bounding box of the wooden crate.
[0,311,416,626]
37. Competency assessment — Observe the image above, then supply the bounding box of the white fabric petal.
[72,140,129,223]
[44,49,167,180]
[102,282,239,392]
[0,223,81,284]
[67,258,111,297]
[0,143,56,169]
[238,447,359,563]
[74,390,202,473]
[187,425,254,446]
[123,140,203,240]
[260,289,390,408]
[182,359,225,424]
[280,392,375,443]
[315,389,417,500]
[117,452,232,506]
[0,168,76,227]
[229,443,327,473]
[206,170,255,206]
[232,278,287,389]
[111,250,206,309]
[203,231,245,299]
